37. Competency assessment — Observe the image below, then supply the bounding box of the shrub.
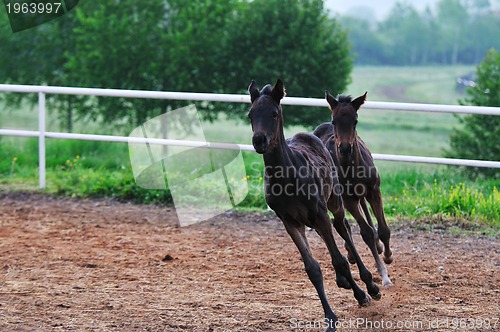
[446,49,500,178]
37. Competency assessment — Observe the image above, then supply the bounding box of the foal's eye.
[272,111,278,119]
[331,118,336,125]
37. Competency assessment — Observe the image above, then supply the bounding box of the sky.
[325,0,500,21]
[324,0,441,21]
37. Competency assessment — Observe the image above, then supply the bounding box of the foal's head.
[325,91,367,158]
[248,79,286,154]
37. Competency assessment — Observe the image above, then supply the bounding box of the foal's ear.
[271,79,286,102]
[248,80,260,103]
[352,91,367,111]
[325,90,338,110]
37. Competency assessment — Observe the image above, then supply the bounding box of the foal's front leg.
[327,202,381,299]
[282,221,337,331]
[314,213,372,306]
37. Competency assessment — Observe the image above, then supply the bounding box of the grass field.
[1,65,498,230]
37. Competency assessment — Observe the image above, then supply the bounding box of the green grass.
[381,169,500,228]
[1,65,498,231]
[347,65,474,103]
[241,152,500,229]
[2,139,498,230]
[347,65,473,170]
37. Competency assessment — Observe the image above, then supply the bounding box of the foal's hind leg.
[344,199,392,288]
[366,187,393,266]
[282,221,337,330]
[360,198,383,255]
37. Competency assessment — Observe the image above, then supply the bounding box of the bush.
[446,49,500,178]
[51,165,173,205]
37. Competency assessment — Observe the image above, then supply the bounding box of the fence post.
[38,92,46,189]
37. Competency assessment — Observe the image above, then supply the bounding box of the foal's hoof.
[324,317,337,332]
[384,255,394,264]
[368,285,381,301]
[370,290,382,301]
[325,326,336,332]
[382,278,393,288]
[347,251,356,265]
[358,295,372,307]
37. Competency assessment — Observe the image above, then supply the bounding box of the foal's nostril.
[252,133,268,153]
[253,133,265,145]
[339,143,352,156]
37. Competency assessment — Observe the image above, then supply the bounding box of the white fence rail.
[1,84,500,189]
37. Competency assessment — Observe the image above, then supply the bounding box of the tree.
[0,7,88,133]
[339,16,386,65]
[220,0,353,128]
[433,0,468,64]
[1,0,354,131]
[416,6,437,65]
[340,0,499,66]
[378,2,432,65]
[65,0,237,128]
[462,1,500,63]
[446,49,500,178]
[1,1,238,131]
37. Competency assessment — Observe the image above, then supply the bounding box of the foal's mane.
[337,94,352,103]
[261,84,273,96]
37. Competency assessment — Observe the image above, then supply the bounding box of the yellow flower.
[76,155,80,159]
[259,176,263,181]
[12,157,17,162]
[246,175,250,179]
[66,160,70,164]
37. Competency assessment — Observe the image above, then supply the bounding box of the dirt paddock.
[0,192,498,331]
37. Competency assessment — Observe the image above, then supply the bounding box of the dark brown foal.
[314,92,393,287]
[248,80,379,331]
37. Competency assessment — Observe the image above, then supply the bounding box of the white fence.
[1,84,500,189]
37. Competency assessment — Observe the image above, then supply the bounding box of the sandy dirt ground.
[0,191,498,331]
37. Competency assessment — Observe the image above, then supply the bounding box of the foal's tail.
[359,198,374,228]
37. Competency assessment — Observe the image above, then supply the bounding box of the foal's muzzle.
[338,143,353,157]
[252,133,269,154]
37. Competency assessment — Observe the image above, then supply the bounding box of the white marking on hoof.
[359,295,372,307]
[382,278,393,288]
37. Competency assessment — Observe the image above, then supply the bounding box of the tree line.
[341,0,500,65]
[0,0,352,130]
[1,0,498,132]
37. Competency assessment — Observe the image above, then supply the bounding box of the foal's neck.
[339,133,361,167]
[263,116,291,172]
